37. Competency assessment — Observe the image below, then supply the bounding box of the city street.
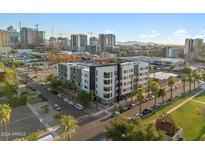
[69,82,198,141]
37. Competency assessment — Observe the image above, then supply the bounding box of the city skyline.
[1,13,205,45]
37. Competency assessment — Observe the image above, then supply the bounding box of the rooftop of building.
[0,68,5,73]
[149,71,178,80]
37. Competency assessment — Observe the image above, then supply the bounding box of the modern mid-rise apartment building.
[71,34,87,52]
[57,61,149,105]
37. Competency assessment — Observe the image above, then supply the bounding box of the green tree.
[136,86,145,115]
[192,70,201,89]
[27,132,39,141]
[76,91,92,107]
[150,81,160,107]
[60,115,79,141]
[188,75,193,92]
[0,104,12,141]
[106,116,165,141]
[167,76,175,100]
[158,88,166,105]
[183,67,192,75]
[0,82,17,103]
[181,75,188,94]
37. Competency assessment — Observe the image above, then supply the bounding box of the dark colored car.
[110,111,120,118]
[127,104,136,110]
[141,108,153,116]
[51,91,58,95]
[119,106,128,113]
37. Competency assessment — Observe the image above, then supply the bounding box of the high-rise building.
[184,38,203,59]
[21,27,44,49]
[89,37,98,46]
[7,25,20,48]
[0,29,10,47]
[71,34,87,52]
[99,34,116,51]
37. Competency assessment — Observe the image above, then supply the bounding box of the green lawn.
[143,89,201,125]
[142,90,205,140]
[172,97,205,140]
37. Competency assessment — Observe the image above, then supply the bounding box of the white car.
[68,101,75,106]
[36,91,41,95]
[57,94,64,99]
[74,103,84,110]
[63,98,69,103]
[47,87,51,91]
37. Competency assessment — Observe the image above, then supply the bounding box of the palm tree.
[0,104,12,141]
[192,70,198,89]
[150,81,160,107]
[136,86,145,115]
[60,115,79,141]
[167,76,175,100]
[188,75,193,93]
[157,88,166,105]
[181,75,188,94]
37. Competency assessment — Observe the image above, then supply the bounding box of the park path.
[167,89,205,114]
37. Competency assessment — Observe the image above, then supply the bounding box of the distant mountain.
[116,41,183,46]
[116,41,157,46]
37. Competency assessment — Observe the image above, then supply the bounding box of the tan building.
[0,30,10,47]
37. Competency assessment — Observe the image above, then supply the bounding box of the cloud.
[164,28,189,44]
[139,30,160,39]
[173,29,187,35]
[194,30,205,38]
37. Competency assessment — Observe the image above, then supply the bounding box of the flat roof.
[0,68,5,73]
[149,71,178,80]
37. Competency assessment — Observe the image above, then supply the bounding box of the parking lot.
[0,105,43,141]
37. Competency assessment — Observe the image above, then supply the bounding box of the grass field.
[172,93,205,140]
[142,89,201,125]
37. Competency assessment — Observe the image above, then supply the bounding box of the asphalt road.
[28,82,97,125]
[70,82,198,141]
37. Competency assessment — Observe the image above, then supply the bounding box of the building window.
[104,93,110,99]
[104,72,111,78]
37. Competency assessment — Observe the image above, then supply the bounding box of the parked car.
[47,87,51,91]
[63,98,69,103]
[154,102,164,109]
[68,101,75,106]
[141,108,153,117]
[127,104,136,110]
[74,103,84,110]
[119,106,128,113]
[36,91,41,95]
[57,94,64,99]
[176,93,182,97]
[51,90,58,95]
[53,104,61,111]
[110,111,120,118]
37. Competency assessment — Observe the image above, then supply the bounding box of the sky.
[1,13,205,45]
